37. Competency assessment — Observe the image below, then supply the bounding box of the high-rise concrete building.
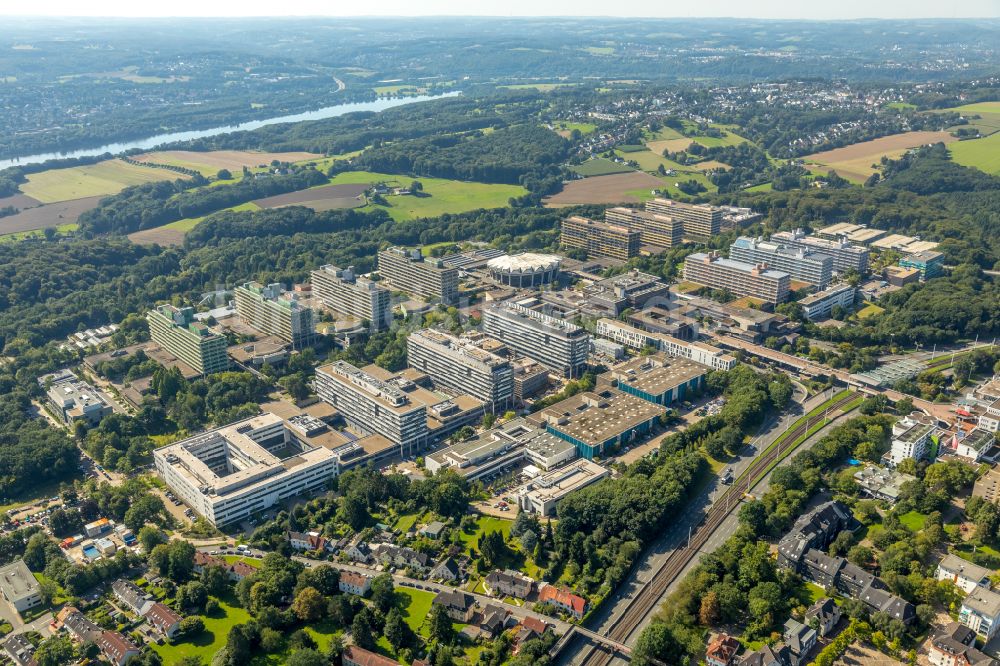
[560,215,640,261]
[645,198,721,239]
[482,302,590,378]
[314,361,429,454]
[234,282,315,350]
[406,329,514,409]
[729,237,833,287]
[310,265,392,331]
[771,229,870,275]
[683,252,791,304]
[378,247,459,305]
[595,318,737,370]
[798,284,857,321]
[604,206,684,248]
[147,305,229,376]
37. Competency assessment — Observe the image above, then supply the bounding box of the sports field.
[803,131,958,183]
[328,171,527,221]
[135,150,323,177]
[570,158,635,177]
[20,159,185,203]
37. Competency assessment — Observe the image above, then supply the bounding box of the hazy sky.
[3,0,999,18]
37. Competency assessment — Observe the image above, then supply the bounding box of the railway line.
[568,390,858,666]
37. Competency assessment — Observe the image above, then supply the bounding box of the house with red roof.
[145,602,183,639]
[96,631,140,666]
[706,633,741,666]
[538,585,587,619]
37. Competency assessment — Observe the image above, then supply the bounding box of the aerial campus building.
[771,229,870,275]
[798,284,858,321]
[153,413,340,527]
[147,305,229,376]
[378,246,459,305]
[645,198,722,239]
[729,236,833,288]
[0,560,43,613]
[583,270,670,317]
[604,353,707,407]
[486,253,561,288]
[683,251,791,304]
[310,264,392,331]
[313,361,429,455]
[482,302,590,378]
[560,215,640,261]
[604,206,684,248]
[41,370,113,427]
[517,458,610,516]
[406,329,514,409]
[595,318,737,371]
[234,281,315,350]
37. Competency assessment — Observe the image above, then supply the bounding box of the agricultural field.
[327,170,528,221]
[135,150,324,177]
[253,183,368,211]
[570,158,635,177]
[803,130,958,183]
[0,195,103,235]
[0,193,41,211]
[0,223,78,243]
[949,131,1000,175]
[20,159,184,203]
[499,82,578,91]
[127,202,261,246]
[646,137,693,154]
[933,101,1000,136]
[543,171,663,206]
[372,83,428,96]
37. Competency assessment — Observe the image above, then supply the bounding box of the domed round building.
[486,253,561,288]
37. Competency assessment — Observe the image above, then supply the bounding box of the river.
[0,92,460,170]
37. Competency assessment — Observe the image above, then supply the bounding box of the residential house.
[146,602,183,639]
[928,622,999,666]
[430,558,460,582]
[783,618,817,662]
[342,645,400,666]
[484,570,534,599]
[538,585,587,619]
[339,572,372,596]
[227,561,257,582]
[345,540,372,564]
[97,631,141,666]
[960,588,1000,640]
[478,604,513,638]
[513,616,550,653]
[706,633,741,666]
[112,579,154,616]
[805,598,841,638]
[288,531,331,552]
[378,545,429,572]
[739,644,791,666]
[432,590,476,622]
[193,551,225,574]
[938,554,992,594]
[2,634,35,666]
[57,606,102,643]
[419,521,447,540]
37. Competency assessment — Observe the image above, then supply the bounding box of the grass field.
[745,182,773,192]
[328,171,527,221]
[373,84,428,96]
[0,222,78,243]
[856,302,885,319]
[613,149,718,194]
[570,158,636,177]
[400,587,436,634]
[136,150,323,177]
[458,515,513,554]
[170,202,262,232]
[899,510,929,532]
[152,597,252,664]
[950,131,1000,175]
[686,124,751,149]
[644,126,687,142]
[803,131,958,183]
[21,160,184,203]
[551,121,597,137]
[933,101,1000,137]
[500,82,578,91]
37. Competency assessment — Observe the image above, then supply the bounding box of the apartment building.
[482,302,591,378]
[798,284,858,321]
[604,206,683,248]
[310,264,392,331]
[595,318,737,370]
[406,329,514,409]
[154,413,340,527]
[0,561,42,613]
[378,246,459,305]
[147,305,229,376]
[729,236,833,287]
[771,229,870,274]
[314,361,429,453]
[560,215,640,261]
[960,588,1000,641]
[234,281,315,350]
[645,198,721,239]
[936,553,992,595]
[890,417,936,465]
[683,252,791,304]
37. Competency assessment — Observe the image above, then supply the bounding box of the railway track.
[571,391,858,666]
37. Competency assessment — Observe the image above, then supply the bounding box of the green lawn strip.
[457,515,513,555]
[222,555,261,568]
[399,587,436,637]
[164,201,260,231]
[152,597,252,664]
[0,223,78,243]
[898,510,929,532]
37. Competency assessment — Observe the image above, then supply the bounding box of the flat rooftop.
[521,459,609,503]
[686,252,790,281]
[487,301,585,336]
[539,388,665,448]
[0,560,39,601]
[316,361,423,414]
[410,329,510,370]
[897,422,935,444]
[608,353,706,396]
